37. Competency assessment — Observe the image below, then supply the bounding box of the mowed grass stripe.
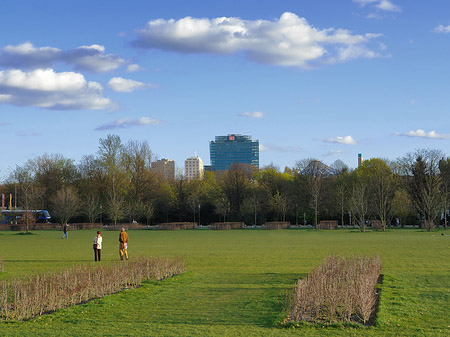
[0,229,449,336]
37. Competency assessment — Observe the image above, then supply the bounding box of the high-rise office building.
[185,156,204,180]
[209,134,259,172]
[358,153,363,168]
[151,158,175,180]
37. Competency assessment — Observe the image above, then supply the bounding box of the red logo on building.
[229,135,235,141]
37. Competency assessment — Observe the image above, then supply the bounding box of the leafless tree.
[296,159,329,229]
[51,186,80,225]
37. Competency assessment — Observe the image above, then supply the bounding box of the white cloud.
[0,42,125,73]
[433,25,450,34]
[239,111,264,118]
[259,144,301,153]
[0,68,113,110]
[126,64,142,72]
[133,12,384,68]
[64,44,125,72]
[95,117,162,130]
[354,0,401,12]
[395,129,450,139]
[322,136,357,145]
[107,77,152,92]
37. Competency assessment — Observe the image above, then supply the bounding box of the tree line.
[2,134,449,232]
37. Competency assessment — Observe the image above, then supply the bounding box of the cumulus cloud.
[132,12,384,68]
[95,117,162,130]
[321,136,357,145]
[0,42,125,72]
[107,77,153,92]
[353,0,401,12]
[433,25,450,34]
[239,111,264,118]
[64,44,125,72]
[259,144,301,153]
[395,129,450,139]
[0,68,113,110]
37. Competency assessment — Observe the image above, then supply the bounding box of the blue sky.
[1,0,450,177]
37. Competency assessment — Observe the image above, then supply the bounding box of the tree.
[143,201,154,226]
[364,158,396,231]
[122,140,154,201]
[296,159,329,229]
[391,188,414,227]
[269,191,288,222]
[84,194,102,223]
[107,194,125,225]
[51,186,80,225]
[13,165,34,232]
[241,180,265,225]
[77,154,104,223]
[26,153,77,211]
[439,157,450,230]
[98,135,127,224]
[333,170,351,226]
[401,149,442,231]
[349,169,369,232]
[220,163,251,219]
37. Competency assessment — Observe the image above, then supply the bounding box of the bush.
[0,256,185,321]
[288,255,381,325]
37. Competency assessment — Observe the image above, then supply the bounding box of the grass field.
[0,228,449,336]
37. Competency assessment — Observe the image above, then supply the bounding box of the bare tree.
[349,170,369,232]
[98,134,127,224]
[296,159,329,229]
[400,149,442,231]
[83,194,102,223]
[221,163,251,218]
[13,166,34,232]
[51,186,80,225]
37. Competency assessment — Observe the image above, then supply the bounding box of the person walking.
[93,231,102,261]
[119,227,128,260]
[61,223,69,239]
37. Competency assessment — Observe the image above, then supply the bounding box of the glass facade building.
[209,134,259,172]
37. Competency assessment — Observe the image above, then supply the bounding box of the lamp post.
[198,203,201,227]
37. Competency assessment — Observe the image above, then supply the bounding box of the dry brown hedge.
[288,255,381,325]
[0,256,185,321]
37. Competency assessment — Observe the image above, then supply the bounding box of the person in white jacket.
[93,231,103,261]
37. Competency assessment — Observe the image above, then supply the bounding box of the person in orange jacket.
[119,227,128,260]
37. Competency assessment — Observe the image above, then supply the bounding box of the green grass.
[0,228,449,336]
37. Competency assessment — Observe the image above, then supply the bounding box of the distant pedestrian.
[119,227,128,260]
[93,231,102,261]
[61,223,69,239]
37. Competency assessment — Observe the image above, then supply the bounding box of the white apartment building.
[185,156,204,180]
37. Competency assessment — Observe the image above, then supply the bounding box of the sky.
[1,0,450,178]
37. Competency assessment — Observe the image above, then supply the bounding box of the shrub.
[0,256,185,321]
[288,255,381,325]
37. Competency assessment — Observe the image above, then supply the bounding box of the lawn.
[0,228,449,336]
